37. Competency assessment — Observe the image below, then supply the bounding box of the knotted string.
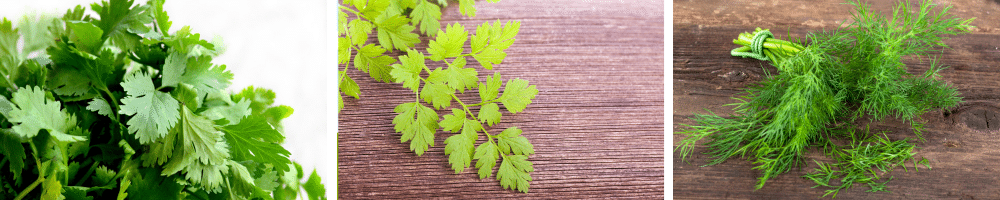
[731,29,774,61]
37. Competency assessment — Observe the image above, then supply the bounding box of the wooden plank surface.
[339,0,665,199]
[674,0,1000,199]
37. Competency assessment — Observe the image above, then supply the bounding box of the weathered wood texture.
[339,0,665,199]
[674,0,1000,199]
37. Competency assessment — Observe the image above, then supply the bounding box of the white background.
[0,0,333,197]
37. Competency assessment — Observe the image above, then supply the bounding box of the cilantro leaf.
[220,114,291,172]
[175,56,234,103]
[410,0,442,36]
[478,103,501,126]
[393,102,439,156]
[375,14,420,51]
[389,50,426,93]
[427,23,468,61]
[92,0,152,51]
[119,71,179,144]
[497,155,533,193]
[41,175,64,200]
[149,0,171,36]
[126,167,183,200]
[473,141,498,179]
[499,78,537,114]
[66,21,104,53]
[470,20,520,69]
[496,127,534,155]
[427,57,478,93]
[159,106,231,193]
[94,165,117,185]
[202,98,251,126]
[354,44,397,83]
[48,67,95,97]
[420,82,454,109]
[0,131,25,178]
[6,86,84,142]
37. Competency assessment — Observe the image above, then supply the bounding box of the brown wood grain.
[674,0,1000,199]
[339,0,665,199]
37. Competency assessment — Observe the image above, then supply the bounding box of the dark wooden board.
[674,0,1000,199]
[339,0,665,199]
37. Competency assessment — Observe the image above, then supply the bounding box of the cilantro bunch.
[0,0,325,199]
[676,0,973,197]
[338,0,539,193]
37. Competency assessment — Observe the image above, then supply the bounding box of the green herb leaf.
[393,102,439,156]
[427,23,467,61]
[499,78,537,114]
[119,71,179,144]
[497,155,533,193]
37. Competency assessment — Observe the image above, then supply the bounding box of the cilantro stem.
[15,152,45,200]
[74,161,101,186]
[184,187,211,200]
[0,69,19,91]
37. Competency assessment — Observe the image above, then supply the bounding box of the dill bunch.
[676,0,973,194]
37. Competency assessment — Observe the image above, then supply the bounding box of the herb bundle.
[676,0,972,196]
[0,0,325,199]
[338,0,539,193]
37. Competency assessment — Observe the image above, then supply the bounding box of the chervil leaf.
[0,131,25,178]
[354,44,397,83]
[303,169,326,200]
[355,0,390,21]
[338,37,351,65]
[444,120,478,173]
[119,71,179,144]
[6,86,84,142]
[479,103,501,126]
[389,50,425,93]
[473,141,498,179]
[220,114,291,172]
[496,127,534,155]
[375,14,419,51]
[427,23,467,61]
[459,0,477,18]
[427,57,478,93]
[348,19,373,46]
[479,72,502,101]
[340,72,360,99]
[420,82,454,109]
[497,155,533,193]
[471,20,520,69]
[439,109,466,132]
[499,78,537,114]
[393,102,439,156]
[410,0,442,36]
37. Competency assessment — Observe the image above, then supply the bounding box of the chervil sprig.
[339,0,539,193]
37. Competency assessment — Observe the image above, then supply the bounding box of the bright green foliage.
[340,0,532,193]
[120,71,180,144]
[497,155,533,193]
[375,15,419,51]
[803,132,923,198]
[0,1,324,199]
[458,0,477,18]
[393,102,439,156]
[499,79,538,114]
[410,0,442,36]
[5,86,83,141]
[675,0,971,196]
[427,23,468,61]
[471,20,519,69]
[353,44,396,83]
